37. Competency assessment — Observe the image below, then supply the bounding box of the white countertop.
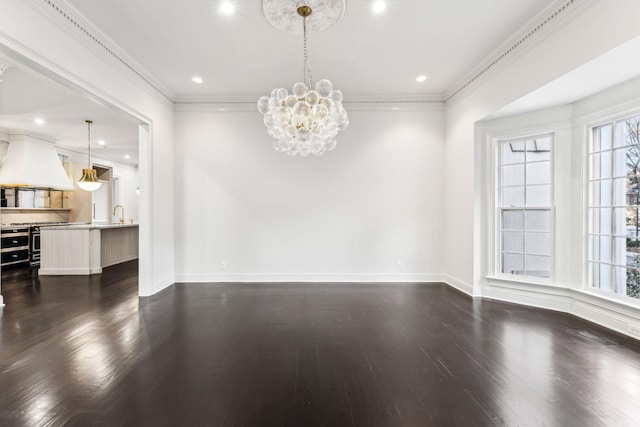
[41,223,139,230]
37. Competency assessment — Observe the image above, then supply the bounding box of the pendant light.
[77,120,102,192]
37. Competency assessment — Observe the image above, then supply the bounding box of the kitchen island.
[39,223,138,275]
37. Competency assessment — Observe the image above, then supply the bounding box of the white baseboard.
[481,277,640,340]
[139,274,175,298]
[38,267,101,275]
[442,274,474,296]
[174,273,445,284]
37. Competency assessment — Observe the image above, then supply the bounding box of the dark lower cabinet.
[0,227,30,267]
[1,249,29,265]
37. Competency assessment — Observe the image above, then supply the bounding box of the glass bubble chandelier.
[257,2,349,157]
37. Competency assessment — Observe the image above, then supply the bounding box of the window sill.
[486,275,556,288]
[572,288,640,310]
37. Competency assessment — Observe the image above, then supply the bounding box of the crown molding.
[444,0,595,105]
[175,94,445,112]
[14,0,593,111]
[32,0,175,104]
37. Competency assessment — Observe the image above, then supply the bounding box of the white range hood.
[0,133,74,190]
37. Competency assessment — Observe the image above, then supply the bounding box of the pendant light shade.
[77,120,101,192]
[77,168,101,191]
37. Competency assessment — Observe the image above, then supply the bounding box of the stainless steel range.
[30,226,41,266]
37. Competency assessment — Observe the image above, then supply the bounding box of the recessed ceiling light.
[372,1,386,13]
[34,118,45,125]
[220,1,235,14]
[98,140,106,146]
[416,75,427,83]
[192,76,204,84]
[124,154,130,160]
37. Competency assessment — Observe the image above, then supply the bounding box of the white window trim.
[492,132,555,283]
[585,111,640,303]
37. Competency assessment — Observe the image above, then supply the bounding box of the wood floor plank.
[1,264,640,426]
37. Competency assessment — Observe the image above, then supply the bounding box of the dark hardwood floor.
[1,263,640,426]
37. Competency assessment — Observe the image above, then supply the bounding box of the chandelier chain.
[86,120,92,168]
[302,15,312,89]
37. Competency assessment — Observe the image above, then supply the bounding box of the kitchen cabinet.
[39,223,138,275]
[92,181,110,223]
[1,227,30,267]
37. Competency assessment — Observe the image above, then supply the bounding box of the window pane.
[503,231,524,253]
[502,210,524,230]
[613,266,627,295]
[591,129,600,152]
[600,124,613,151]
[502,186,525,207]
[502,142,525,164]
[599,208,612,235]
[589,182,599,207]
[524,255,551,277]
[591,263,601,288]
[590,154,601,180]
[502,164,525,186]
[627,247,640,268]
[525,232,550,256]
[613,208,627,236]
[590,209,600,235]
[526,209,550,231]
[627,207,640,239]
[526,161,551,185]
[626,267,640,299]
[600,234,612,264]
[590,235,600,261]
[598,264,612,291]
[628,178,640,206]
[613,148,627,177]
[600,150,612,178]
[502,253,524,275]
[526,185,551,206]
[599,180,612,206]
[623,118,640,146]
[527,136,552,161]
[614,237,626,266]
[613,178,627,206]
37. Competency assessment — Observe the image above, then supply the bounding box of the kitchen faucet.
[113,205,125,224]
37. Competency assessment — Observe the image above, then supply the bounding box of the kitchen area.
[0,60,140,279]
[1,195,139,276]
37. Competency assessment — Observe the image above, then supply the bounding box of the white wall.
[0,0,175,296]
[443,0,640,294]
[174,108,444,282]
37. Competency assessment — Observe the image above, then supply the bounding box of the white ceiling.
[0,61,140,166]
[488,35,640,119]
[4,0,625,167]
[64,0,551,97]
